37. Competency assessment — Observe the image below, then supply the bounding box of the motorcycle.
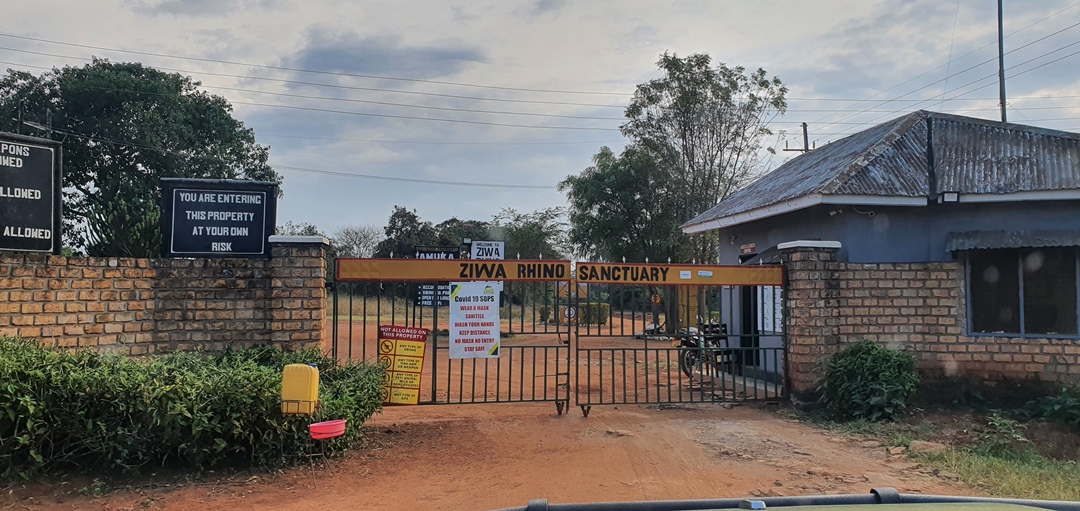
[674,319,731,380]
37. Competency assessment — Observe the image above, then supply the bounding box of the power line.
[36,124,556,189]
[815,35,1080,135]
[806,1,1080,127]
[226,100,620,130]
[0,47,630,109]
[274,165,554,189]
[257,133,626,145]
[0,32,630,97]
[0,60,623,121]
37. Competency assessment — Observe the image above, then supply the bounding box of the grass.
[795,409,1080,502]
[804,414,939,448]
[914,450,1080,501]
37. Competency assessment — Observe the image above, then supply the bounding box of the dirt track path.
[14,404,979,511]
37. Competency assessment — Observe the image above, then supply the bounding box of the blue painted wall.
[715,200,1080,264]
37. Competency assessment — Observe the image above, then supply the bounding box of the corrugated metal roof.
[684,111,1080,230]
[946,230,1080,251]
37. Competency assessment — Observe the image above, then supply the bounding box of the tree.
[434,218,491,248]
[620,52,786,261]
[491,207,569,260]
[373,206,439,258]
[0,59,282,257]
[332,224,383,258]
[559,145,684,263]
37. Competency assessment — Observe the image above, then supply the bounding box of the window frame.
[965,247,1080,339]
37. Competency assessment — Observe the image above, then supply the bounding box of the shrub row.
[0,338,384,480]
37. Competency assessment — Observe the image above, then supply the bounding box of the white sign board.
[758,285,783,333]
[449,282,500,358]
[470,240,505,292]
[470,241,504,260]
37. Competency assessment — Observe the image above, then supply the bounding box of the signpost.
[160,178,277,258]
[415,246,458,306]
[0,132,61,254]
[449,281,500,359]
[377,325,428,405]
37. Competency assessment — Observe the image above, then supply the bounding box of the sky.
[3,0,1080,238]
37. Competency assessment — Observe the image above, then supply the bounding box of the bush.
[0,338,384,480]
[818,340,920,422]
[578,302,610,324]
[1025,387,1080,426]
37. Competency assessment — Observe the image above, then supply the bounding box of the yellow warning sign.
[393,356,423,373]
[391,372,422,389]
[377,325,428,406]
[395,340,425,357]
[389,388,420,405]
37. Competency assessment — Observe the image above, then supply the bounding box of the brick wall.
[782,243,1080,400]
[0,238,327,355]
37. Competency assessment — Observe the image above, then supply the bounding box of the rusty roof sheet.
[684,111,1080,230]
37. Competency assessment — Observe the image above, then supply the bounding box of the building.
[683,111,1080,393]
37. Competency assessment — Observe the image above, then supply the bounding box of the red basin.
[309,419,346,440]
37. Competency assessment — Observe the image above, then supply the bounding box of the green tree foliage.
[373,206,440,258]
[613,52,787,261]
[0,59,282,257]
[435,217,491,248]
[491,207,569,260]
[559,145,683,262]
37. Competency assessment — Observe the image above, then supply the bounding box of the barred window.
[968,248,1078,336]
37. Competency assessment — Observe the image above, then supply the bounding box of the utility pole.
[783,122,813,153]
[45,108,53,139]
[997,0,1007,123]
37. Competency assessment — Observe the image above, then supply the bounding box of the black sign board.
[160,178,277,258]
[0,132,62,254]
[416,246,458,306]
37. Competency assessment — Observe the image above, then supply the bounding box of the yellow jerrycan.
[281,363,319,414]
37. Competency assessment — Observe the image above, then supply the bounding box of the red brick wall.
[0,241,326,354]
[782,245,1080,398]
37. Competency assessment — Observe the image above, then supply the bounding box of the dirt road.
[14,403,977,511]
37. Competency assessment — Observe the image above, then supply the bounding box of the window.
[968,247,1078,336]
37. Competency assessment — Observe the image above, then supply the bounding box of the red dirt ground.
[7,403,978,511]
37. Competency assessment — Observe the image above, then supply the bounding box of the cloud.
[284,31,486,81]
[129,0,285,16]
[531,0,566,16]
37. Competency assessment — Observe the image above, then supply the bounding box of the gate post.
[269,235,329,352]
[778,241,841,404]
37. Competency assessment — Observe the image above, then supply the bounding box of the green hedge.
[0,338,384,480]
[578,302,610,324]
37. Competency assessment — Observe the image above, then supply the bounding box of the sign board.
[574,262,783,286]
[470,240,504,260]
[160,178,277,258]
[740,243,757,255]
[758,285,784,333]
[377,325,428,405]
[449,282,500,358]
[337,259,571,282]
[415,247,458,306]
[468,240,504,293]
[0,132,61,254]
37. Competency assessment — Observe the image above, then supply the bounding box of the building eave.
[681,194,928,234]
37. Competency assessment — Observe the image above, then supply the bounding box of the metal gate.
[331,258,574,414]
[329,258,785,416]
[570,262,785,417]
